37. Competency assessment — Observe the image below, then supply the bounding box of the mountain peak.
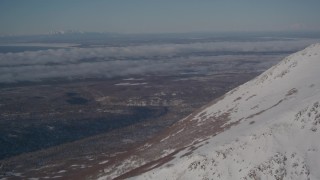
[96,44,320,180]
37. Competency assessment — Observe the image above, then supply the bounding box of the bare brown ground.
[107,89,294,179]
[75,94,246,180]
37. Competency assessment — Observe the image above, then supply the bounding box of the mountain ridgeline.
[96,43,320,180]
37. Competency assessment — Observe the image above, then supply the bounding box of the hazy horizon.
[1,0,320,35]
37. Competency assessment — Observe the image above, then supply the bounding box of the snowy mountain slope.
[96,44,320,180]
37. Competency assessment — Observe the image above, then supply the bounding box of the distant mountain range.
[47,30,85,35]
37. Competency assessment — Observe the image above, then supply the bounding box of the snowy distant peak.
[48,29,84,35]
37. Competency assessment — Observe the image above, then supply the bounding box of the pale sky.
[0,0,320,35]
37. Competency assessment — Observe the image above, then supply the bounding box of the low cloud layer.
[0,38,319,83]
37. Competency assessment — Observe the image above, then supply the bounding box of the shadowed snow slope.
[97,44,320,180]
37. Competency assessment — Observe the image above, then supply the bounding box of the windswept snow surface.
[126,44,320,180]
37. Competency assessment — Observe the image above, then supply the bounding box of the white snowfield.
[129,44,320,180]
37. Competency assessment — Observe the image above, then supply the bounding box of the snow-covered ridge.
[130,44,320,180]
[255,43,320,85]
[97,44,320,180]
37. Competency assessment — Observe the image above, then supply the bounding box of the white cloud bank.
[0,38,319,83]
